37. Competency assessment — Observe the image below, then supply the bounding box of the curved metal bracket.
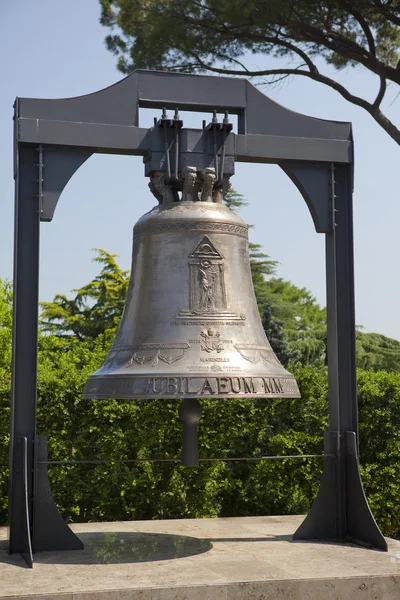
[40,147,93,222]
[33,436,83,553]
[280,162,333,234]
[294,431,387,551]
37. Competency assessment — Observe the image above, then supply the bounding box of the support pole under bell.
[178,398,202,467]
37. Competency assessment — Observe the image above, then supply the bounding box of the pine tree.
[261,303,295,367]
[40,249,129,342]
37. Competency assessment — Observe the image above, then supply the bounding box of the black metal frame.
[9,70,387,567]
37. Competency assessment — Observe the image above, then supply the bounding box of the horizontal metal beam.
[17,70,353,146]
[18,118,150,155]
[236,134,352,164]
[18,118,352,164]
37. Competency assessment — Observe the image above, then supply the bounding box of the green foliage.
[40,249,129,343]
[18,358,400,539]
[223,188,248,213]
[36,362,328,524]
[99,0,400,143]
[357,370,400,537]
[100,0,400,74]
[1,194,400,538]
[2,275,400,539]
[222,188,326,361]
[261,304,294,367]
[249,243,277,311]
[0,279,12,524]
[0,279,12,370]
[224,188,278,309]
[265,278,327,366]
[356,330,400,371]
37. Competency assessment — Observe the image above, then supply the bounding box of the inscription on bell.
[201,357,230,362]
[138,376,292,396]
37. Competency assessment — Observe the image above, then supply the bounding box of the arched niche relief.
[10,71,386,568]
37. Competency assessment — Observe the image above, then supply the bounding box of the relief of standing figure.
[198,260,219,312]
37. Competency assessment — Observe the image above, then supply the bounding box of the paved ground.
[0,515,399,599]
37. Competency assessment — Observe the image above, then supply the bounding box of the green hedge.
[1,350,399,539]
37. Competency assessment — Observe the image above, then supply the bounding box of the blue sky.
[1,1,399,339]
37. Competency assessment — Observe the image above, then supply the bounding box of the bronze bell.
[83,166,300,464]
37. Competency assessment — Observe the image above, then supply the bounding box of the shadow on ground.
[0,531,296,566]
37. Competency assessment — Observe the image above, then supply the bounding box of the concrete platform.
[0,516,399,599]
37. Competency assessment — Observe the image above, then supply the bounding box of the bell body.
[83,201,300,399]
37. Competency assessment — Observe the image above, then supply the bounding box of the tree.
[0,279,12,371]
[222,187,248,213]
[2,271,400,537]
[100,0,400,144]
[261,303,295,367]
[223,188,327,363]
[0,279,13,524]
[356,330,400,370]
[264,277,327,366]
[223,188,278,310]
[40,249,129,343]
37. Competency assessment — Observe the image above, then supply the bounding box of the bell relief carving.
[177,235,241,321]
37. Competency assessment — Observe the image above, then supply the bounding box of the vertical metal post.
[294,163,386,549]
[325,164,340,434]
[324,163,346,539]
[333,163,386,548]
[9,143,41,554]
[333,164,359,440]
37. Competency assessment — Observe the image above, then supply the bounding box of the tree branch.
[213,53,251,72]
[285,18,400,84]
[339,0,376,57]
[374,75,387,107]
[178,14,320,76]
[262,65,309,85]
[373,1,400,26]
[289,6,374,61]
[189,56,400,145]
[292,23,371,64]
[167,9,400,85]
[258,35,319,74]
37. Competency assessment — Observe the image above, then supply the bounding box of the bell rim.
[82,373,301,400]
